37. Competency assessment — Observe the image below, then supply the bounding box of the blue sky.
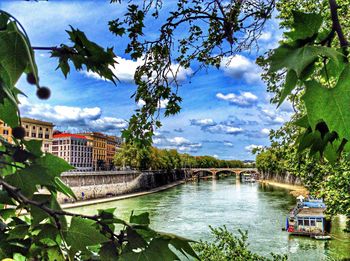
[1,1,292,160]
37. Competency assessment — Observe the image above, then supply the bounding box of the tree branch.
[0,178,126,242]
[329,0,349,58]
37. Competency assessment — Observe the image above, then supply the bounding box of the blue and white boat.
[285,196,331,239]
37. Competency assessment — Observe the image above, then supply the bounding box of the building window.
[46,128,49,131]
[32,126,35,130]
[31,133,36,138]
[45,134,49,139]
[25,125,28,129]
[26,132,29,136]
[38,133,43,138]
[39,127,42,130]
[310,219,316,226]
[3,130,8,135]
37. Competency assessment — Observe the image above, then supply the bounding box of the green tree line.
[114,144,249,170]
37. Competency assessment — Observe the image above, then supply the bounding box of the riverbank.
[259,179,309,197]
[62,180,185,209]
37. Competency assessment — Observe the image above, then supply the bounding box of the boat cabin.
[286,198,330,238]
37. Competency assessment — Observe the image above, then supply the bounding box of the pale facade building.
[52,133,93,172]
[22,117,54,153]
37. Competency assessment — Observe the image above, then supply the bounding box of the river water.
[70,177,350,260]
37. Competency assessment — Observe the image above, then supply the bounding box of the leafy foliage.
[194,226,287,261]
[257,0,350,227]
[51,27,117,83]
[114,143,247,170]
[110,0,275,146]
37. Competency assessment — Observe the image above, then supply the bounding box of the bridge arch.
[192,169,214,177]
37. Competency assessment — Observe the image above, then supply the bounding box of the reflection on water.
[70,177,350,260]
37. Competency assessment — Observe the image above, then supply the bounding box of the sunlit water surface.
[70,177,350,260]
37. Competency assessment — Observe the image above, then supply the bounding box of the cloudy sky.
[1,1,293,160]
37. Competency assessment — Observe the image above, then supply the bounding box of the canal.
[70,177,350,260]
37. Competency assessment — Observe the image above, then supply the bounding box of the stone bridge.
[184,168,259,179]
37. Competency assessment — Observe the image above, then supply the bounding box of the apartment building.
[22,117,54,153]
[106,135,118,170]
[0,120,12,143]
[52,133,93,171]
[77,132,108,170]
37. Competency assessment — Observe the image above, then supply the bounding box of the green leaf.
[324,143,338,164]
[129,212,150,225]
[294,115,309,128]
[170,237,199,259]
[285,11,323,41]
[125,227,147,249]
[47,247,65,261]
[5,154,73,197]
[13,253,26,261]
[0,98,19,127]
[268,45,342,77]
[0,190,15,205]
[54,177,76,199]
[119,238,178,261]
[23,140,43,157]
[99,242,118,261]
[65,216,108,256]
[7,224,29,240]
[0,31,29,86]
[303,65,350,142]
[278,70,298,107]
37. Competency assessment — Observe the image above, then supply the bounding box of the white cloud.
[213,154,219,158]
[261,128,270,135]
[204,124,243,135]
[216,92,258,107]
[137,98,169,109]
[245,144,263,152]
[167,136,191,146]
[19,97,126,134]
[19,97,101,124]
[89,117,128,132]
[260,31,272,41]
[224,141,234,147]
[220,55,261,84]
[83,57,193,83]
[260,108,285,124]
[190,118,216,127]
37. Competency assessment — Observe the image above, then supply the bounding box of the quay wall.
[58,170,185,203]
[258,170,302,185]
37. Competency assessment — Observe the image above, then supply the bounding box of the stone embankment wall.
[258,170,302,185]
[58,170,184,203]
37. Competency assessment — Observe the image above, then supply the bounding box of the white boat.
[314,235,331,240]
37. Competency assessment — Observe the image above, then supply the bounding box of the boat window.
[304,219,310,226]
[310,219,316,226]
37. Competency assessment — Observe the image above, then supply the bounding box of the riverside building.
[22,117,54,153]
[106,135,118,170]
[0,120,12,143]
[77,132,108,171]
[52,133,93,172]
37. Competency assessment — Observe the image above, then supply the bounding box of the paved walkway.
[61,180,185,209]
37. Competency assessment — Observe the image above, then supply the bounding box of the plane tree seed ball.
[36,86,51,100]
[12,126,26,139]
[27,73,37,85]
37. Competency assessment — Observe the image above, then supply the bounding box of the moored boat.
[285,196,331,239]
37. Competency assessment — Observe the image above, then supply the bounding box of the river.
[70,177,350,260]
